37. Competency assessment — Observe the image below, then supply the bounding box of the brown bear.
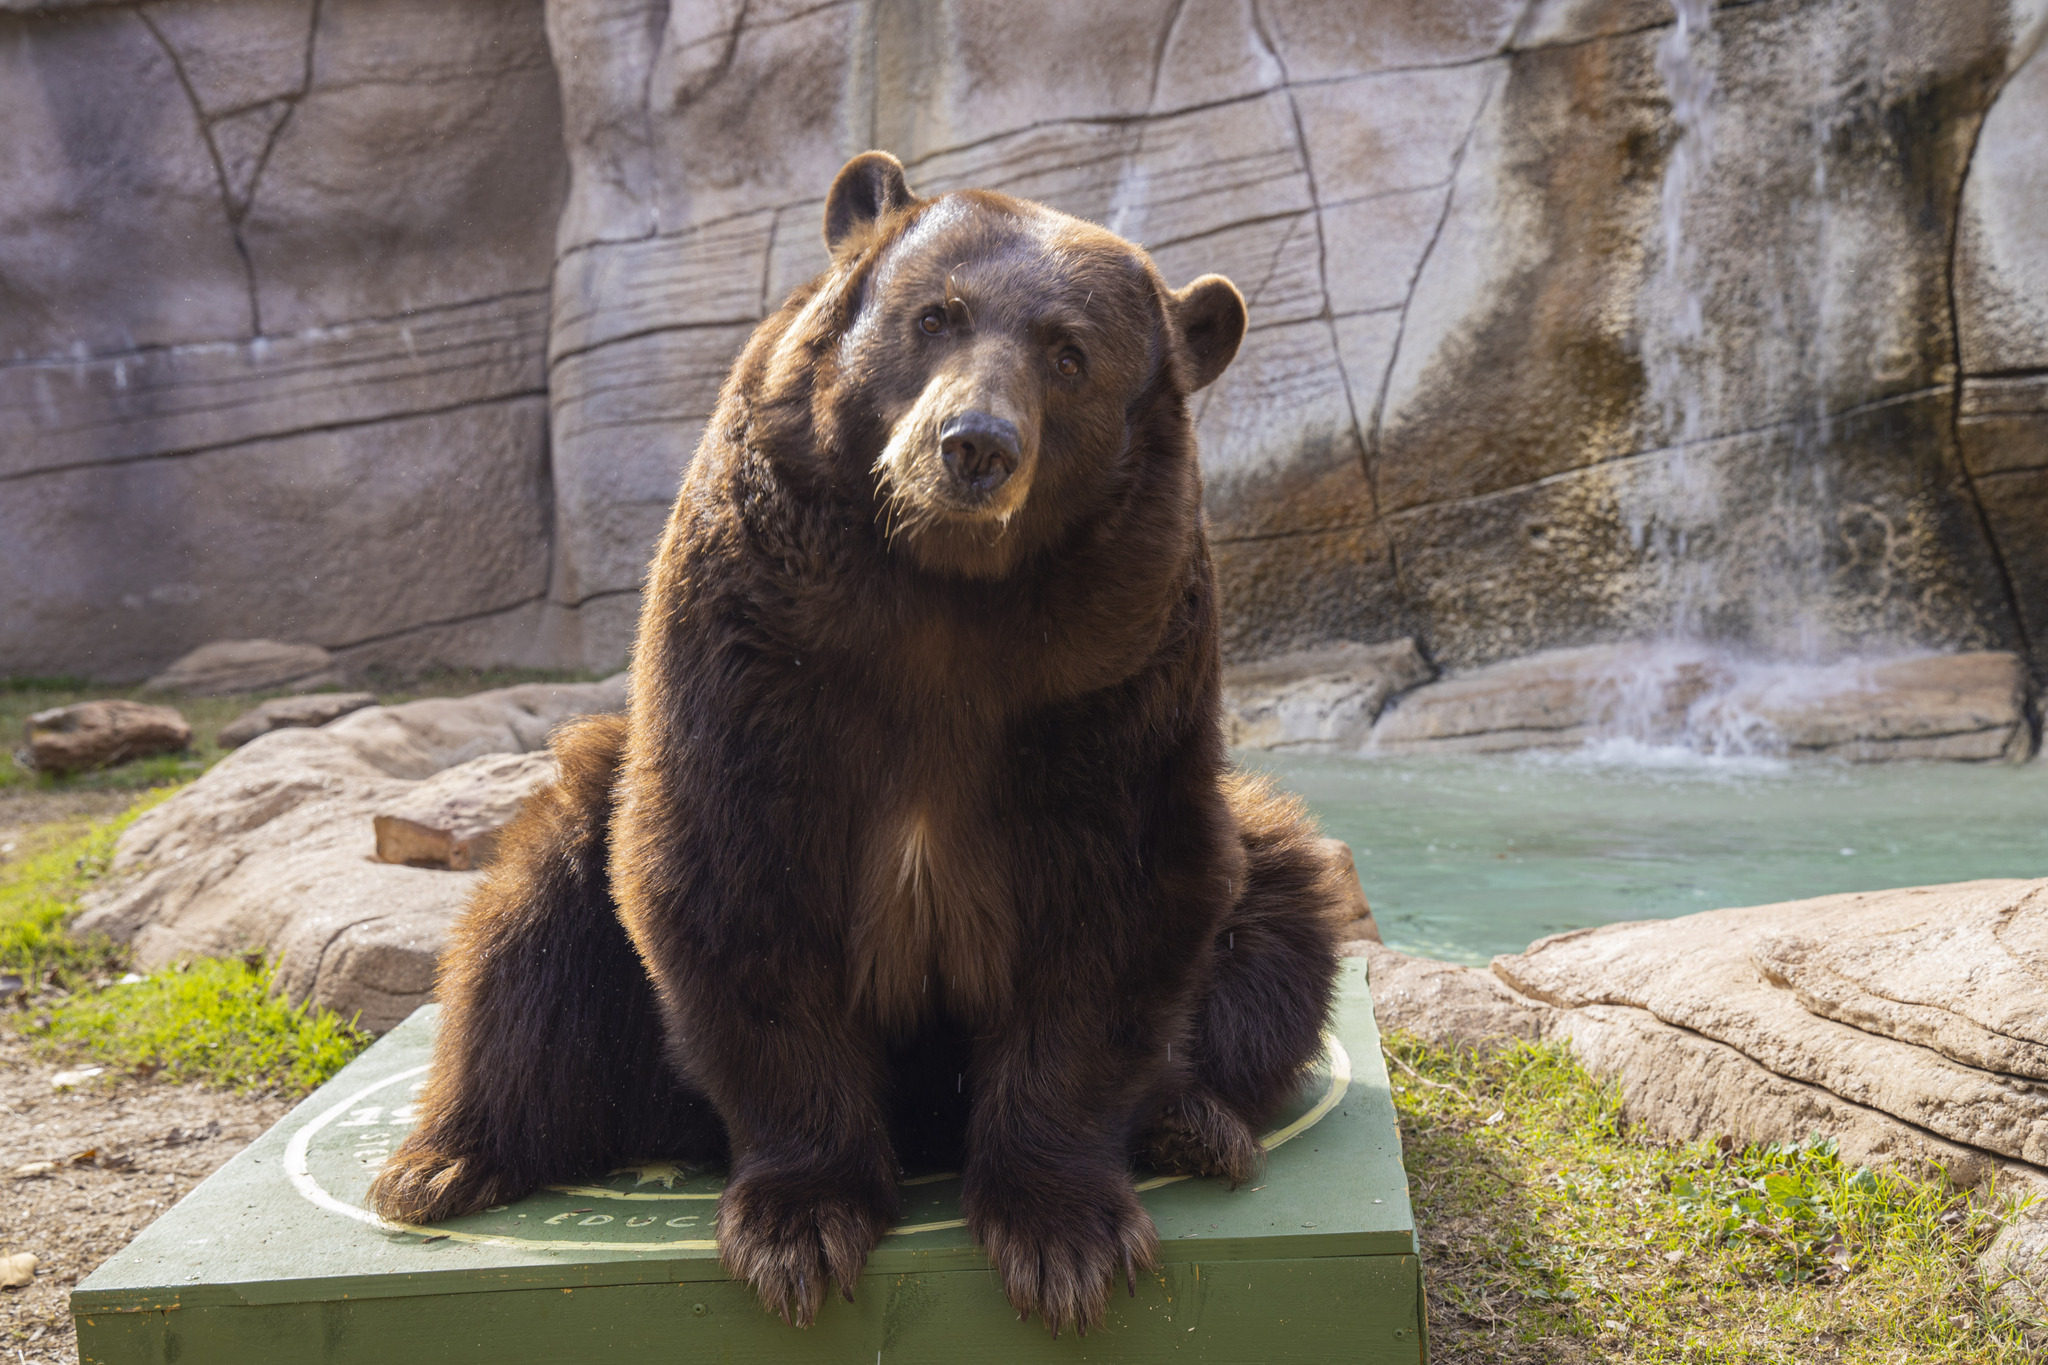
[368,151,1345,1337]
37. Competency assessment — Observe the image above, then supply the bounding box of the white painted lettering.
[578,1215,614,1227]
[336,1107,382,1127]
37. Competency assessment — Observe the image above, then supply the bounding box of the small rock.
[1317,837,1380,943]
[145,640,339,696]
[24,701,191,774]
[0,1252,35,1288]
[51,1066,105,1090]
[372,750,558,871]
[217,692,378,748]
[10,1162,55,1179]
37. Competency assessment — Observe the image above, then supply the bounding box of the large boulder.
[1364,879,2048,1310]
[73,675,625,1034]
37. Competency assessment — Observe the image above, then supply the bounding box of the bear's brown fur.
[369,152,1345,1336]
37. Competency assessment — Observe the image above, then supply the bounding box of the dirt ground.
[0,791,133,872]
[0,1028,289,1365]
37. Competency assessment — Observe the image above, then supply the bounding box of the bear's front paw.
[716,1167,894,1327]
[967,1173,1159,1338]
[1141,1086,1265,1188]
[367,1142,526,1225]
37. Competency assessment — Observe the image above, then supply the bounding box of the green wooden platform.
[73,959,1423,1363]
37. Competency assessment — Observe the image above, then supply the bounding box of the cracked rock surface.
[540,0,2048,678]
[6,0,2048,687]
[72,675,625,1035]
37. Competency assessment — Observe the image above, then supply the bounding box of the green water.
[1247,749,2048,965]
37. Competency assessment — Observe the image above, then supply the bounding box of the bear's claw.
[715,1168,892,1327]
[971,1179,1158,1337]
[1140,1087,1265,1188]
[366,1145,525,1226]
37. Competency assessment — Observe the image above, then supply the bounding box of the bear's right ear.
[824,151,917,250]
[1169,275,1248,393]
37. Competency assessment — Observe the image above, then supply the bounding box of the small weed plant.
[1390,1033,2041,1363]
[3,791,368,1094]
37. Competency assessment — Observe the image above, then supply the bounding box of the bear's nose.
[938,412,1020,494]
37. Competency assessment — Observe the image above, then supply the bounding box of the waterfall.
[1631,0,1720,645]
[1591,3,1877,760]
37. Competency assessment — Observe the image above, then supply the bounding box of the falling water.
[1631,0,1720,644]
[1593,3,1877,757]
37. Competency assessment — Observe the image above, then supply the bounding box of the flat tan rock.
[372,750,556,871]
[1494,880,2048,1166]
[75,675,625,1034]
[144,640,338,697]
[23,701,191,775]
[1351,942,1552,1045]
[1750,884,2048,1080]
[1552,1003,2002,1188]
[217,692,377,749]
[1224,640,1434,751]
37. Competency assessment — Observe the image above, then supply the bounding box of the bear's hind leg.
[1143,772,1341,1185]
[369,715,722,1225]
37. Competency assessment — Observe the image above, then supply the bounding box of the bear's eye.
[919,308,946,336]
[1056,349,1083,379]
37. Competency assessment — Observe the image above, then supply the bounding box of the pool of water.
[1246,745,2048,965]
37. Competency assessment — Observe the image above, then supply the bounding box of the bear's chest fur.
[836,703,1019,1037]
[850,798,1016,1036]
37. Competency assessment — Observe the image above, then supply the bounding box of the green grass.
[0,787,177,989]
[1392,1034,2043,1363]
[3,791,370,1094]
[23,956,369,1095]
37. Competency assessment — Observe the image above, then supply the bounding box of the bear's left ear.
[824,151,918,250]
[1169,275,1248,393]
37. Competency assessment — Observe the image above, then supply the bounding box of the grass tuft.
[24,956,369,1095]
[1392,1033,2043,1363]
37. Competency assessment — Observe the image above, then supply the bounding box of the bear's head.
[797,151,1246,579]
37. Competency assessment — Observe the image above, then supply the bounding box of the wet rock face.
[1368,644,2033,761]
[6,0,2048,684]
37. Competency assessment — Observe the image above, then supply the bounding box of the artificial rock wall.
[5,0,2047,683]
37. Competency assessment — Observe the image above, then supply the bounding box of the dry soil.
[0,1028,288,1365]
